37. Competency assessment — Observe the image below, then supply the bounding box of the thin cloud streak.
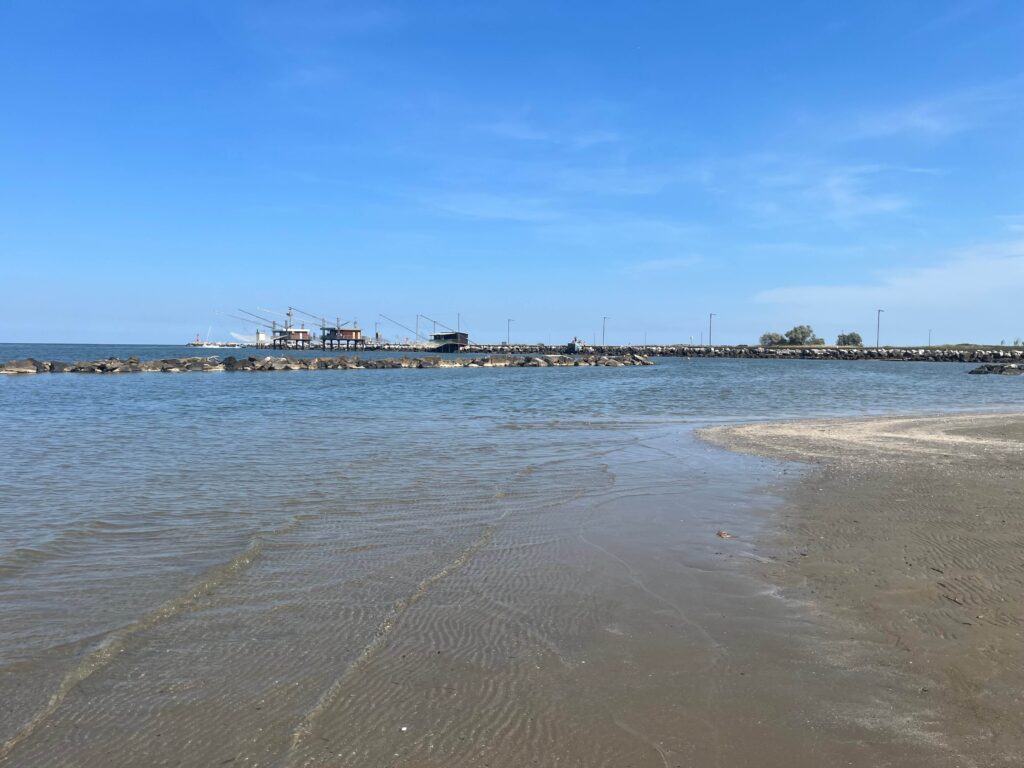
[622,255,702,273]
[479,120,620,150]
[755,240,1024,311]
[703,157,921,225]
[429,194,563,222]
[840,78,1024,142]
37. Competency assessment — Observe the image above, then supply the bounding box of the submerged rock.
[968,363,1023,375]
[2,359,42,374]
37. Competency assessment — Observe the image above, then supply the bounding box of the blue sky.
[2,0,1022,345]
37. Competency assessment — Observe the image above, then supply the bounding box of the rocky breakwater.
[648,345,1024,363]
[381,343,1024,364]
[968,363,1023,375]
[0,353,654,375]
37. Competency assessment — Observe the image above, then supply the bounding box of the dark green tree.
[759,332,785,346]
[836,331,863,347]
[783,325,816,345]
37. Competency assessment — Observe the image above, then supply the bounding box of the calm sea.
[1,343,1021,766]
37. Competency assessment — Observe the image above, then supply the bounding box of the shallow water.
[1,345,1022,766]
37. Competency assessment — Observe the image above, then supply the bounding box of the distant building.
[432,331,469,353]
[272,327,312,349]
[322,325,364,350]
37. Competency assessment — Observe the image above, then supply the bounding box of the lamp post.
[507,318,514,346]
[708,313,716,347]
[602,316,609,347]
[876,309,884,349]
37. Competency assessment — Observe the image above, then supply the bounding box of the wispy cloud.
[537,216,702,249]
[815,165,911,220]
[715,157,920,225]
[743,241,872,258]
[550,165,675,196]
[483,121,551,142]
[999,214,1024,233]
[429,193,562,222]
[912,0,991,36]
[622,255,702,273]
[568,131,620,149]
[841,79,1023,141]
[755,240,1024,311]
[848,100,971,140]
[271,64,348,90]
[479,119,619,150]
[250,3,404,38]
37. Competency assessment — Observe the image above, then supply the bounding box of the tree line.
[759,325,863,347]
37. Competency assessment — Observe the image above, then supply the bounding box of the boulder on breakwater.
[0,353,654,375]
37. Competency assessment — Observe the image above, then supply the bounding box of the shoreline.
[700,411,1024,765]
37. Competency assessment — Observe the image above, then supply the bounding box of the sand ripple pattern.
[1,423,649,767]
[0,534,265,761]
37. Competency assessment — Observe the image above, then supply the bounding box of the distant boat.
[566,337,591,353]
[186,333,242,349]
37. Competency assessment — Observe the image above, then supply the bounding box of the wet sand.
[702,412,1024,766]
[7,417,1017,768]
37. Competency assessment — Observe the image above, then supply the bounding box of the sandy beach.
[5,0,1023,762]
[702,412,1024,765]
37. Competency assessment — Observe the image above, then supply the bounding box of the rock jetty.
[654,346,1024,363]
[0,353,654,375]
[366,343,1024,364]
[968,363,1023,375]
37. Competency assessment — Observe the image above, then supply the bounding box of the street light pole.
[708,313,716,347]
[602,316,609,347]
[507,318,514,346]
[876,309,884,348]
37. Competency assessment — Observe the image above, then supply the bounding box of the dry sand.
[701,412,1024,766]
